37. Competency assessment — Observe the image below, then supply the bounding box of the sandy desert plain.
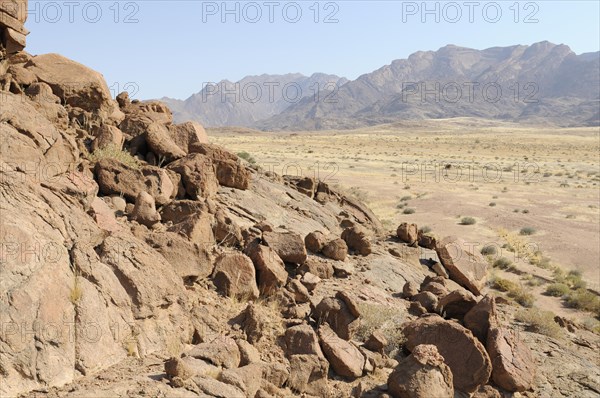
[209,117,600,323]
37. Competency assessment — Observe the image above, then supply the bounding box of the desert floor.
[209,118,600,320]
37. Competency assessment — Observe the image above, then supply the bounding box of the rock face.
[435,236,488,295]
[403,315,492,393]
[318,324,364,379]
[486,326,537,392]
[387,344,454,398]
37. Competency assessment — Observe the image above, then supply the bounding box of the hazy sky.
[24,1,600,100]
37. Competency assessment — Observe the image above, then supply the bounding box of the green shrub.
[460,217,476,225]
[515,309,563,339]
[493,257,513,270]
[403,208,416,214]
[419,226,432,234]
[237,151,256,164]
[489,202,497,207]
[480,245,497,256]
[88,145,140,169]
[400,195,412,201]
[565,289,600,313]
[545,283,570,297]
[520,227,536,235]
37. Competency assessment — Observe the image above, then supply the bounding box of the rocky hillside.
[162,73,347,127]
[1,5,600,398]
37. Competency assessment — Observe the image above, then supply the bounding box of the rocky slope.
[1,6,600,398]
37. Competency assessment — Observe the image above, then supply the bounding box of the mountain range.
[162,42,600,130]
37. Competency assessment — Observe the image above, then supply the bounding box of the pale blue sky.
[24,1,600,100]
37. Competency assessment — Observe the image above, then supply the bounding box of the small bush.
[88,145,140,169]
[492,277,534,307]
[519,227,536,236]
[403,208,416,215]
[419,226,432,234]
[493,277,518,292]
[460,217,476,225]
[515,309,563,339]
[355,303,406,355]
[565,289,600,313]
[237,151,256,164]
[400,195,412,201]
[481,245,497,256]
[489,202,497,207]
[545,283,570,297]
[493,257,513,270]
[522,209,530,214]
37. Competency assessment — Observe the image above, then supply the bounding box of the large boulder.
[131,191,161,227]
[435,236,488,296]
[91,125,124,152]
[341,225,372,256]
[387,344,454,398]
[437,290,477,320]
[313,296,359,340]
[185,336,241,369]
[287,354,329,396]
[403,315,492,393]
[191,143,250,190]
[145,122,186,162]
[464,295,497,343]
[94,159,176,205]
[412,291,438,313]
[246,242,288,295]
[263,231,307,264]
[305,231,327,253]
[397,223,418,246]
[486,326,537,392]
[169,121,209,153]
[322,238,348,261]
[24,53,119,120]
[167,154,219,200]
[212,252,259,300]
[318,324,364,379]
[285,325,324,357]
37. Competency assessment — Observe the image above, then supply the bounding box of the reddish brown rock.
[397,223,419,246]
[364,330,388,354]
[318,324,364,379]
[91,125,124,152]
[190,142,250,190]
[305,231,327,253]
[298,257,334,279]
[437,290,477,320]
[212,252,259,299]
[168,121,208,153]
[341,225,372,256]
[464,295,497,343]
[313,296,359,340]
[435,236,488,296]
[285,325,324,357]
[412,291,438,313]
[403,281,420,298]
[403,314,492,393]
[131,191,161,227]
[167,154,219,200]
[287,354,329,396]
[246,243,288,296]
[263,231,307,264]
[486,326,536,392]
[322,238,348,261]
[387,344,454,398]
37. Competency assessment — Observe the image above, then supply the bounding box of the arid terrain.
[210,119,600,319]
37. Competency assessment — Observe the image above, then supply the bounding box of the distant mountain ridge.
[161,73,348,127]
[162,42,599,130]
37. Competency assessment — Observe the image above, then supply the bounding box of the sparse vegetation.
[237,151,256,164]
[489,202,496,207]
[520,227,536,236]
[493,257,516,272]
[88,145,140,168]
[515,308,563,339]
[355,303,406,355]
[565,289,600,314]
[460,217,476,225]
[480,245,497,256]
[418,226,432,234]
[491,277,534,307]
[403,208,416,214]
[545,283,570,297]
